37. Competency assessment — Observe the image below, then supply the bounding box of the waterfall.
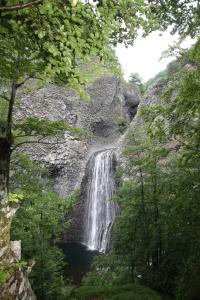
[83,149,117,253]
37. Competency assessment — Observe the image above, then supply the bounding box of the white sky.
[116,30,195,82]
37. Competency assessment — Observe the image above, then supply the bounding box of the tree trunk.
[0,137,11,204]
[0,136,36,300]
[0,134,16,258]
[0,78,36,299]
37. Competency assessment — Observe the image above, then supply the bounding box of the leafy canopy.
[147,0,200,37]
[112,39,200,300]
[0,0,157,88]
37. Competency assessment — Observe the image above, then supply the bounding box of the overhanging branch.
[11,136,65,152]
[0,0,42,12]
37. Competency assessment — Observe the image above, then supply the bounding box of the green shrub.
[71,284,162,300]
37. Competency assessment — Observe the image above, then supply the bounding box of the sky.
[116,30,195,82]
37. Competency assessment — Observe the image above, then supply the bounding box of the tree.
[0,0,42,12]
[0,0,156,204]
[113,130,170,290]
[113,39,200,299]
[129,72,144,94]
[0,0,156,296]
[10,152,78,299]
[147,0,200,37]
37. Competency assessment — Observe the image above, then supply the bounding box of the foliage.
[129,72,144,94]
[0,268,10,285]
[0,0,156,87]
[79,58,122,84]
[143,60,183,92]
[65,189,80,211]
[12,117,91,152]
[115,115,128,134]
[82,254,132,287]
[13,118,87,137]
[129,59,184,95]
[0,0,158,197]
[8,192,24,203]
[114,132,171,290]
[0,260,28,286]
[112,38,200,300]
[71,283,162,300]
[147,0,200,37]
[10,153,77,299]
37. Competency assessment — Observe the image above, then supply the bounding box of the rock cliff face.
[14,76,140,243]
[15,76,140,197]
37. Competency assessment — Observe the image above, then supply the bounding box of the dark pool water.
[60,242,99,285]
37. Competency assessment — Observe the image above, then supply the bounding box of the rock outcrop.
[14,75,140,242]
[116,79,168,159]
[15,76,140,197]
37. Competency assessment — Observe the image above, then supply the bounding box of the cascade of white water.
[83,149,117,253]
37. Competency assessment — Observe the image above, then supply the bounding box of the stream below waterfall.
[60,242,99,285]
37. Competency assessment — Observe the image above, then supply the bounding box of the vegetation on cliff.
[82,38,200,300]
[10,153,66,299]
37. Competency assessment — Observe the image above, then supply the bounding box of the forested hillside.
[0,1,200,300]
[83,40,200,300]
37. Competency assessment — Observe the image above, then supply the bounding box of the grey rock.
[15,76,140,199]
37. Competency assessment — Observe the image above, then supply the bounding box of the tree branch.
[0,0,42,12]
[11,136,65,152]
[15,74,44,89]
[14,134,41,138]
[16,76,32,89]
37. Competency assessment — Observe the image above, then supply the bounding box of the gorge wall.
[14,76,140,244]
[15,76,140,197]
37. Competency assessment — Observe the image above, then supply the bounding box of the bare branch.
[0,0,42,12]
[14,134,41,138]
[16,76,32,89]
[15,75,44,89]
